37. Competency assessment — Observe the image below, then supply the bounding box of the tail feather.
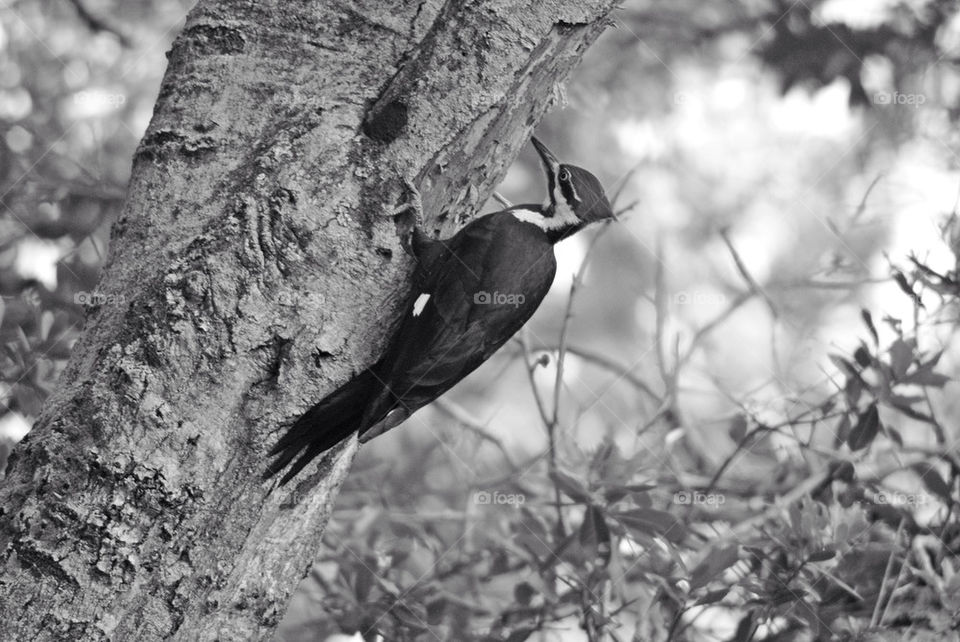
[264,370,377,484]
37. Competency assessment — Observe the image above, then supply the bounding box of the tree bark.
[0,0,616,639]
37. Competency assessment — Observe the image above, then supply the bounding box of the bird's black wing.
[361,212,557,431]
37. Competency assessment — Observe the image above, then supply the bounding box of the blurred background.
[1,0,959,640]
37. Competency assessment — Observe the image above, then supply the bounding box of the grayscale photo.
[0,0,958,640]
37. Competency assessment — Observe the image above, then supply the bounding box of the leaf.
[602,486,629,504]
[888,426,904,447]
[888,393,924,406]
[844,374,863,407]
[853,344,872,368]
[829,354,858,377]
[513,581,536,607]
[505,627,536,642]
[614,508,686,543]
[912,463,953,505]
[15,326,31,352]
[909,253,950,282]
[374,573,402,598]
[515,509,552,559]
[579,505,612,566]
[892,270,924,308]
[807,547,836,562]
[622,482,658,492]
[861,309,878,345]
[882,314,902,334]
[732,611,756,642]
[689,544,739,590]
[924,349,945,369]
[353,562,375,602]
[602,482,656,505]
[488,548,511,577]
[545,531,578,571]
[811,481,834,505]
[911,371,951,387]
[728,414,748,443]
[901,357,952,388]
[695,587,730,606]
[425,598,446,625]
[39,310,54,341]
[830,459,856,483]
[391,602,428,632]
[888,398,934,424]
[833,413,851,448]
[847,403,880,451]
[550,470,592,504]
[789,503,803,532]
[888,338,914,380]
[589,439,616,473]
[837,487,857,508]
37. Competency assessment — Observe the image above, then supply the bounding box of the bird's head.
[532,137,614,224]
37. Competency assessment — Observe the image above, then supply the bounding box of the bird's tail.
[264,369,378,485]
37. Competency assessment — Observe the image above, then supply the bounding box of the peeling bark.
[0,0,617,639]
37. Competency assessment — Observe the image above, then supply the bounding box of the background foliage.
[1,1,959,640]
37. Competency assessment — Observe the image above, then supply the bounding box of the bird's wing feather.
[372,213,557,414]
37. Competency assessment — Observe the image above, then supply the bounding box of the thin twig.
[550,223,614,423]
[519,330,554,432]
[614,199,640,218]
[65,0,133,47]
[719,227,778,319]
[610,159,645,207]
[851,173,884,225]
[433,398,520,470]
[872,519,906,628]
[653,236,674,391]
[543,222,614,535]
[879,530,912,628]
[492,191,512,209]
[518,325,565,539]
[771,277,888,290]
[676,291,754,370]
[533,344,662,403]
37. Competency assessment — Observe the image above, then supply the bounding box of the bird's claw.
[390,178,423,220]
[391,179,423,259]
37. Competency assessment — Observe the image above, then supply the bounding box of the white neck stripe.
[511,207,579,232]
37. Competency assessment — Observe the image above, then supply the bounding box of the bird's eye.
[559,169,570,181]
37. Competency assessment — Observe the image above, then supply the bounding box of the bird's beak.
[531,136,560,178]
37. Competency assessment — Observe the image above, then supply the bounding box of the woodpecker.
[266,138,614,484]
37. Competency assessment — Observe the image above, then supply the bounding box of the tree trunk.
[0,0,616,639]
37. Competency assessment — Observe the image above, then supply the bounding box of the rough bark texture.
[0,0,616,639]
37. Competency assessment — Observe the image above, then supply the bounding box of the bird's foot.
[390,179,424,259]
[390,178,423,220]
